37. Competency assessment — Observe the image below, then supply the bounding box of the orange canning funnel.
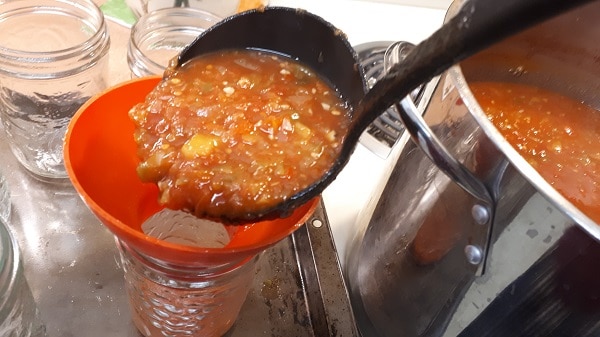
[63,76,318,267]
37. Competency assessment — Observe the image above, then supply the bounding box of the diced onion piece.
[223,86,235,96]
[181,134,218,159]
[294,122,312,139]
[325,130,337,142]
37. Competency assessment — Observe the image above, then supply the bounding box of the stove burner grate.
[355,41,427,156]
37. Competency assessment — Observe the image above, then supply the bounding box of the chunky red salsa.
[129,49,350,220]
[471,82,600,224]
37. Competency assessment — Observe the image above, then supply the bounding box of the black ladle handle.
[306,0,595,220]
[339,0,597,171]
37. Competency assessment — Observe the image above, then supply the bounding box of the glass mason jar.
[128,7,222,78]
[0,172,10,223]
[0,0,110,180]
[126,0,268,19]
[117,239,258,337]
[0,218,46,337]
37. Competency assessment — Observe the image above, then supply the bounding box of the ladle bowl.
[177,6,365,108]
[173,6,366,221]
[64,76,319,267]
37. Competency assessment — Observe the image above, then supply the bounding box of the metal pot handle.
[385,42,494,275]
[385,42,492,205]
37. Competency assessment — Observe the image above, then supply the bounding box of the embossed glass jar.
[0,172,10,223]
[125,0,268,19]
[0,0,110,180]
[117,239,257,337]
[0,218,45,337]
[127,7,221,77]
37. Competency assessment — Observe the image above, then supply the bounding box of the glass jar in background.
[0,0,110,180]
[0,218,46,337]
[0,172,10,223]
[127,7,222,77]
[117,239,258,337]
[126,0,268,19]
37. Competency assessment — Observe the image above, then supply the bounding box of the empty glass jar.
[125,0,267,19]
[128,7,222,77]
[0,218,46,337]
[0,0,110,180]
[0,172,9,223]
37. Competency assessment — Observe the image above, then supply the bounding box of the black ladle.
[176,0,595,222]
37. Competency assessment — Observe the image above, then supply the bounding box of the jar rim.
[128,7,223,77]
[117,239,255,281]
[135,6,223,24]
[0,0,110,77]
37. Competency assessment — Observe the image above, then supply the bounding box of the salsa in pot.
[129,49,351,221]
[471,81,600,225]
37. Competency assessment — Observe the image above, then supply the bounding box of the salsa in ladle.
[129,49,351,221]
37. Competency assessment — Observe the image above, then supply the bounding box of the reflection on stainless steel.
[347,1,600,336]
[347,112,500,337]
[390,54,495,277]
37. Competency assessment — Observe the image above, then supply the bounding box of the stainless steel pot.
[346,1,600,336]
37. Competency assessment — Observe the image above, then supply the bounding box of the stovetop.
[355,41,428,158]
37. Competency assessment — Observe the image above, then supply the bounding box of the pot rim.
[448,63,600,241]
